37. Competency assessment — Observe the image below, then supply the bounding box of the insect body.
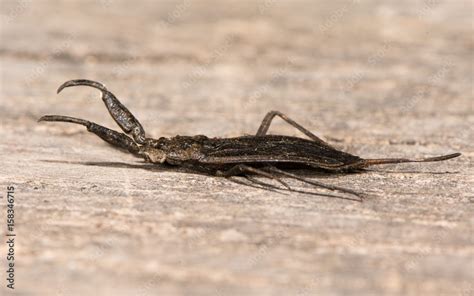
[39,79,461,201]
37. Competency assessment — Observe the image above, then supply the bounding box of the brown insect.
[39,79,461,201]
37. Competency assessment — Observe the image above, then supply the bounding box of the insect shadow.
[40,159,363,202]
[38,79,461,202]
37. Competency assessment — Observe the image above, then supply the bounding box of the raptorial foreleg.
[39,115,141,155]
[57,79,147,144]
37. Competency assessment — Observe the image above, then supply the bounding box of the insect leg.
[225,166,361,201]
[39,115,141,155]
[256,110,328,145]
[244,175,285,191]
[216,164,291,190]
[57,79,147,144]
[264,165,364,199]
[223,176,285,195]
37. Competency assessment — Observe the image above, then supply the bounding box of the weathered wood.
[0,1,472,295]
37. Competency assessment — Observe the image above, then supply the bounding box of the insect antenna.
[361,153,461,166]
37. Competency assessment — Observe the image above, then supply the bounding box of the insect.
[39,79,461,201]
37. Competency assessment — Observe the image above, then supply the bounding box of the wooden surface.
[0,1,473,295]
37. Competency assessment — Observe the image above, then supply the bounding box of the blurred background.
[0,1,473,295]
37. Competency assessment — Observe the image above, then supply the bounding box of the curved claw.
[39,115,90,126]
[55,79,147,144]
[57,79,108,94]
